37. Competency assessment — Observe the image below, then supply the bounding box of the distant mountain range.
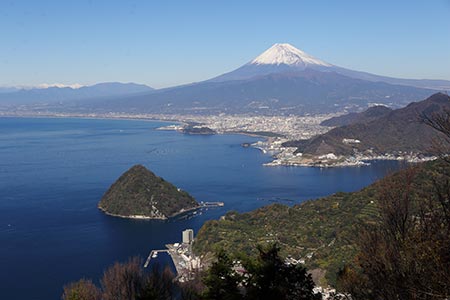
[211,43,450,90]
[0,87,20,94]
[83,69,432,115]
[2,43,450,114]
[285,92,450,156]
[81,43,448,114]
[0,82,153,106]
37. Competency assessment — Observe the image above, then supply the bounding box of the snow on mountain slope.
[210,43,450,90]
[210,43,333,82]
[250,43,331,67]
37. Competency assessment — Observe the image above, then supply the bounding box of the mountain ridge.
[320,105,393,127]
[0,82,154,106]
[210,43,450,90]
[2,43,449,114]
[82,69,433,115]
[79,43,445,114]
[285,92,450,157]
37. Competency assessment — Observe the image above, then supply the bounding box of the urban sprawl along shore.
[0,109,436,167]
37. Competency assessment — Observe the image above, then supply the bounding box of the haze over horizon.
[1,0,449,89]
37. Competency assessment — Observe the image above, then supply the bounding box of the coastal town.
[153,113,437,167]
[0,109,335,140]
[1,108,438,167]
[259,140,437,168]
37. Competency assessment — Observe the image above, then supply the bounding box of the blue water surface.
[0,117,400,300]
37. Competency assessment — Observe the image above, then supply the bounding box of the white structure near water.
[182,229,194,244]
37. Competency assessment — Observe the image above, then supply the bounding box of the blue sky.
[1,0,449,88]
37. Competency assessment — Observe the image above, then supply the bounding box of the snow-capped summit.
[209,42,450,91]
[210,43,333,82]
[250,43,331,67]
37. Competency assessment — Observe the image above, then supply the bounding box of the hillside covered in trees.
[68,157,449,299]
[99,165,199,219]
[193,158,450,294]
[284,93,450,157]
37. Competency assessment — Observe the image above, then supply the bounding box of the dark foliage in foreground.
[62,258,177,300]
[243,245,320,300]
[336,107,450,300]
[202,244,320,300]
[62,245,320,300]
[337,162,450,299]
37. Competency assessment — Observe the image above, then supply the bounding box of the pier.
[144,249,169,268]
[143,229,203,282]
[199,201,224,207]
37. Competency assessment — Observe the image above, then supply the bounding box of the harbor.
[144,229,203,282]
[143,249,169,268]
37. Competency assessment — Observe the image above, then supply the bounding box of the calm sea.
[0,117,400,300]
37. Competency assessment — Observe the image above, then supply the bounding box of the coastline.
[0,112,274,140]
[249,138,438,168]
[0,111,332,140]
[2,113,436,168]
[0,112,184,125]
[262,151,437,168]
[98,204,202,221]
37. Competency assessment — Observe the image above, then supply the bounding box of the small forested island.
[98,165,199,219]
[180,124,216,135]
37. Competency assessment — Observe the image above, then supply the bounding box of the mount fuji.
[84,43,442,114]
[210,43,333,82]
[11,43,450,115]
[211,43,450,90]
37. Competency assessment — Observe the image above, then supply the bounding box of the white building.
[182,229,194,244]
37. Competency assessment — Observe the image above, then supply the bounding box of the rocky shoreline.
[98,204,201,220]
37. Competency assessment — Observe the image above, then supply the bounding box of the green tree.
[244,244,320,300]
[202,249,243,300]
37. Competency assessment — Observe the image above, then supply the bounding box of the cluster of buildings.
[155,229,203,282]
[5,110,336,142]
[153,112,334,140]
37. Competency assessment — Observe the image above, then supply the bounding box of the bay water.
[0,117,400,300]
